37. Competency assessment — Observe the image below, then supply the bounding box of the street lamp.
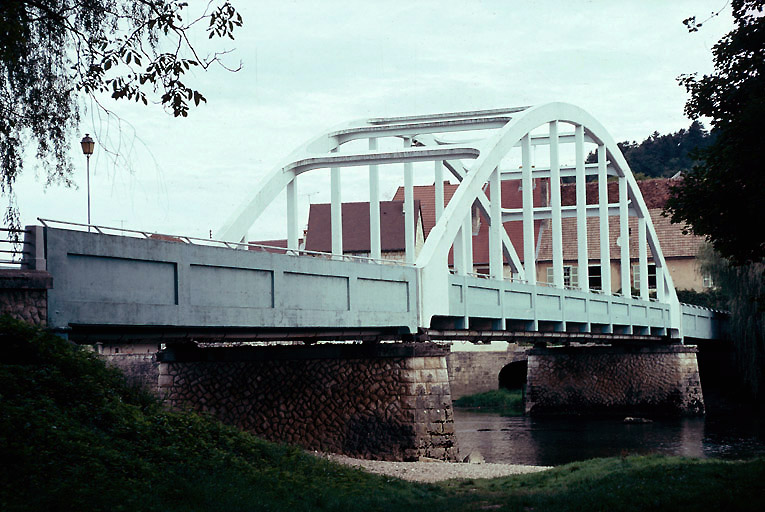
[80,134,95,230]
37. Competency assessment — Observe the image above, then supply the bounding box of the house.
[270,177,708,294]
[535,177,710,293]
[303,200,424,262]
[391,179,547,276]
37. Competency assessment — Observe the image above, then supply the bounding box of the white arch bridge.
[39,103,723,342]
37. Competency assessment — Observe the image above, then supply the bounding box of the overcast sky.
[16,0,734,241]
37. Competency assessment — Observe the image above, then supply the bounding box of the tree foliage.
[665,0,765,264]
[585,121,715,180]
[0,0,242,227]
[698,245,765,402]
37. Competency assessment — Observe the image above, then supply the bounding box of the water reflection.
[453,409,765,466]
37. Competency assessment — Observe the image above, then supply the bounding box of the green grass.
[453,388,524,416]
[2,317,765,511]
[442,455,765,511]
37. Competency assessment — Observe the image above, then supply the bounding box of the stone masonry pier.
[0,269,52,326]
[157,342,458,461]
[526,344,705,417]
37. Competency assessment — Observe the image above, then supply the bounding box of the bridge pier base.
[157,342,458,461]
[525,344,704,417]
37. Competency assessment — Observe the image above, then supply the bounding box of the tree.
[698,245,765,402]
[665,0,765,265]
[585,121,715,180]
[0,1,242,228]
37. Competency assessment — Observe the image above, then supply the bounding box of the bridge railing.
[0,228,28,268]
[38,218,413,267]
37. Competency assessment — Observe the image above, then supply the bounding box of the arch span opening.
[498,360,528,390]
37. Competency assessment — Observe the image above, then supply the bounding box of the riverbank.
[321,453,550,482]
[3,318,765,511]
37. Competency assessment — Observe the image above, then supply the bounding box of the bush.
[453,389,524,416]
[676,288,727,310]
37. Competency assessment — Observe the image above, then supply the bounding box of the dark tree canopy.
[585,121,715,180]
[0,0,242,227]
[665,0,765,265]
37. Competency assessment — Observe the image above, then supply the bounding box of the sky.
[15,0,735,242]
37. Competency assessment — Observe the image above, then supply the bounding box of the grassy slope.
[1,318,764,511]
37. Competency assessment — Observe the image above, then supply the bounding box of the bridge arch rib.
[217,102,681,338]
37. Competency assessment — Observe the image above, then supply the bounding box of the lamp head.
[80,134,95,155]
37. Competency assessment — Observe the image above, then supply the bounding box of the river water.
[453,409,765,466]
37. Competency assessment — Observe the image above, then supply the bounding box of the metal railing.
[36,218,415,268]
[0,228,29,267]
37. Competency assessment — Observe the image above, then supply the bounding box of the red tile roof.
[246,238,303,255]
[304,200,421,253]
[393,180,546,265]
[539,178,703,261]
[149,234,185,243]
[559,177,675,208]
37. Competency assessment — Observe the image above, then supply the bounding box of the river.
[453,409,765,466]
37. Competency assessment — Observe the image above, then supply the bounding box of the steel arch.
[217,102,681,336]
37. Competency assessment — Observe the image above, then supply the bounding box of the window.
[588,265,602,290]
[546,265,579,288]
[703,273,715,289]
[632,263,657,291]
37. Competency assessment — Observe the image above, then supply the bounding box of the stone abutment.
[157,342,458,461]
[526,344,705,416]
[0,269,52,326]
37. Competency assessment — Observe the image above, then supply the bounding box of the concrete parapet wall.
[526,344,704,416]
[446,343,529,399]
[157,342,458,461]
[0,269,52,326]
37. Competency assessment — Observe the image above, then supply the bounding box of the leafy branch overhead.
[666,0,765,264]
[0,0,243,226]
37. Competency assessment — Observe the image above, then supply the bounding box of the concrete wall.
[526,344,704,416]
[0,269,52,326]
[446,343,529,399]
[157,342,458,461]
[44,227,419,334]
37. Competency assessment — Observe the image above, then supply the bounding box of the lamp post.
[80,134,95,230]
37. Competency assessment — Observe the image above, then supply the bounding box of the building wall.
[667,257,705,291]
[526,344,704,416]
[534,258,707,294]
[158,343,458,461]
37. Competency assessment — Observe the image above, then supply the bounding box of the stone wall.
[98,342,161,392]
[446,343,529,399]
[0,270,52,326]
[158,342,458,461]
[526,344,704,416]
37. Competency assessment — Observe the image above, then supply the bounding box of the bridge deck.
[36,226,724,341]
[43,227,418,335]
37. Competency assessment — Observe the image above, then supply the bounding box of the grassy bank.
[453,388,524,416]
[1,318,764,511]
[444,455,765,511]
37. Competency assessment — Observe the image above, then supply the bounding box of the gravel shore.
[319,453,552,483]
